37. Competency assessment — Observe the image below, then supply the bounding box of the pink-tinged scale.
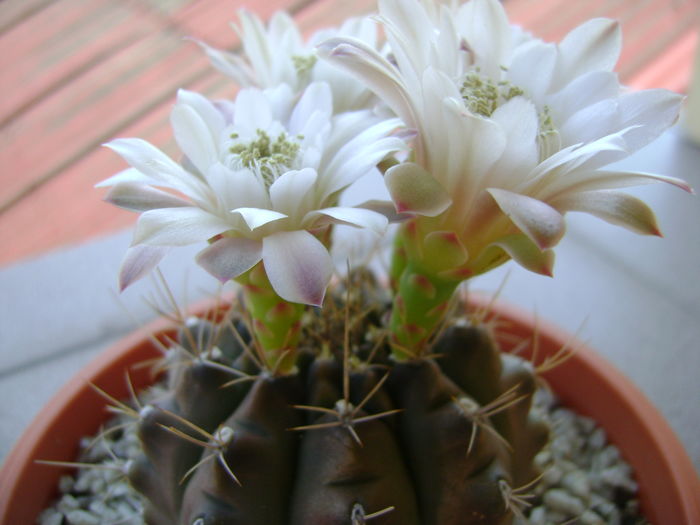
[266,302,298,323]
[409,274,437,299]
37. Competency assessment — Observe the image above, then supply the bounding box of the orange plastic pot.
[1,298,699,524]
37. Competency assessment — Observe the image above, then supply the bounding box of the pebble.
[561,470,591,501]
[65,509,100,525]
[543,488,586,516]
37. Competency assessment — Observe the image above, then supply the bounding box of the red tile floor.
[0,0,697,266]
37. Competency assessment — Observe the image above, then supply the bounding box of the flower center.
[229,129,302,186]
[460,71,524,117]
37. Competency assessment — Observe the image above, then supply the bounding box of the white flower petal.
[317,37,415,127]
[171,92,223,175]
[234,88,273,133]
[118,245,167,291]
[488,188,565,249]
[104,138,205,197]
[133,207,232,246]
[385,162,452,216]
[551,190,661,235]
[177,89,226,137]
[231,207,288,231]
[559,98,619,146]
[616,89,683,152]
[262,230,333,306]
[509,41,557,102]
[192,38,255,86]
[289,82,332,135]
[104,182,190,211]
[543,169,693,198]
[489,97,539,183]
[304,206,388,234]
[269,168,318,217]
[492,234,555,277]
[320,117,406,199]
[207,163,269,211]
[554,18,621,87]
[355,199,413,222]
[195,237,263,282]
[547,71,620,125]
[457,0,512,79]
[96,167,152,188]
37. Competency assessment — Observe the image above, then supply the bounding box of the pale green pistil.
[292,54,317,77]
[230,130,301,186]
[460,72,524,117]
[537,106,561,160]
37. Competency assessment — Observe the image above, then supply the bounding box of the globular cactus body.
[128,290,548,525]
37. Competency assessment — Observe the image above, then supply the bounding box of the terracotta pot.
[1,298,698,524]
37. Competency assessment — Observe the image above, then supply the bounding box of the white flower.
[194,9,380,113]
[99,83,405,304]
[319,0,691,277]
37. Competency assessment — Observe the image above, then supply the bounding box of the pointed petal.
[355,199,413,222]
[134,207,232,246]
[104,182,190,211]
[320,116,406,199]
[196,237,263,282]
[457,0,511,78]
[385,162,451,216]
[547,70,620,124]
[317,37,414,127]
[104,138,205,197]
[262,230,333,306]
[488,188,565,249]
[231,207,288,231]
[171,91,223,174]
[509,41,557,102]
[489,97,539,181]
[289,82,332,134]
[207,163,270,212]
[96,167,152,188]
[617,89,683,152]
[119,245,167,290]
[543,169,693,198]
[191,38,254,86]
[304,206,388,234]
[559,98,619,146]
[177,89,226,136]
[233,88,272,133]
[554,18,621,87]
[493,234,555,276]
[551,190,661,235]
[269,168,318,217]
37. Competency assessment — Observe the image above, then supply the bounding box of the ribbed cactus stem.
[235,262,304,373]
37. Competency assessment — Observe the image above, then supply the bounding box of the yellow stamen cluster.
[460,72,524,117]
[230,130,302,186]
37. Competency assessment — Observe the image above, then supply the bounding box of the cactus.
[126,273,547,525]
[95,0,689,523]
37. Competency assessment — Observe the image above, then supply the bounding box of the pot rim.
[1,296,698,524]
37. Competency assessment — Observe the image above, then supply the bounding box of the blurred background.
[0,0,699,470]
